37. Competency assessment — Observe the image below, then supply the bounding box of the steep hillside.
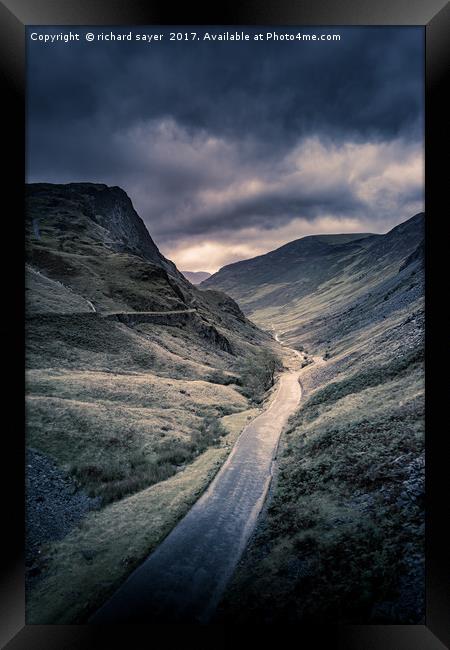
[203,214,424,355]
[25,183,275,623]
[202,231,377,308]
[26,183,264,351]
[27,183,173,272]
[212,214,425,624]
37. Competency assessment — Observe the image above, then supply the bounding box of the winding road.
[90,339,303,624]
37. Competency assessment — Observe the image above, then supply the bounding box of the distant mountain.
[203,232,381,310]
[203,213,424,352]
[181,271,212,284]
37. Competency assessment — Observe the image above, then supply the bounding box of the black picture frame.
[2,1,448,647]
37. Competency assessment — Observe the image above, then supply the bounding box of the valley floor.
[215,322,424,624]
[24,187,425,625]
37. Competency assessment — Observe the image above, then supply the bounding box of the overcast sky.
[27,27,424,273]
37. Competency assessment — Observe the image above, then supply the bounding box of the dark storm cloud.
[28,28,423,140]
[163,184,365,237]
[27,26,424,268]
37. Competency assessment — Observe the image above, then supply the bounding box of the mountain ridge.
[203,231,378,279]
[202,212,424,342]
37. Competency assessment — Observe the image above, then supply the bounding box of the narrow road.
[90,341,302,624]
[100,308,197,317]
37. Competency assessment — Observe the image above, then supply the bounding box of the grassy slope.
[25,183,277,622]
[214,219,425,624]
[217,337,424,623]
[25,183,270,504]
[27,368,247,503]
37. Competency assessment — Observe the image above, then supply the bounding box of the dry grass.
[26,408,259,624]
[26,368,247,503]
